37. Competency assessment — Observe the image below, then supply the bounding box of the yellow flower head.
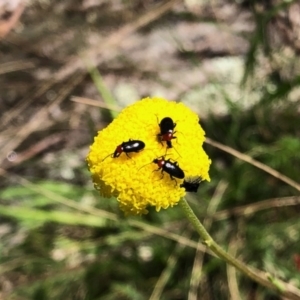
[86,97,211,215]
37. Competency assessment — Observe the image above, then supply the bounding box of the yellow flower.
[86,97,211,215]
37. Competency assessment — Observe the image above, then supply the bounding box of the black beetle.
[153,156,184,184]
[102,139,145,161]
[157,117,177,148]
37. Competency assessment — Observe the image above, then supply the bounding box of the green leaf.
[0,205,107,228]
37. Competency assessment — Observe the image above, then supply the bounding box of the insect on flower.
[180,176,202,192]
[102,139,145,161]
[152,156,185,185]
[157,117,177,149]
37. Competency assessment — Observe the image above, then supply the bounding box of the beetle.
[152,156,184,184]
[157,117,177,149]
[102,139,145,161]
[180,176,202,192]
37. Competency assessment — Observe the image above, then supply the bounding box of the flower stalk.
[179,197,300,300]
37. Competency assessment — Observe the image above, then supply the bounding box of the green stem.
[179,197,300,300]
[81,56,119,119]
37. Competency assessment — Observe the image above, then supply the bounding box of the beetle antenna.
[167,144,181,158]
[138,161,152,171]
[176,130,185,138]
[174,145,181,158]
[138,151,162,171]
[164,145,180,158]
[164,147,168,157]
[155,114,159,124]
[101,153,113,162]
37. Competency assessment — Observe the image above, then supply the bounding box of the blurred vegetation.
[1,0,300,299]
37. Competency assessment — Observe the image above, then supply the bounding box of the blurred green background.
[1,0,300,299]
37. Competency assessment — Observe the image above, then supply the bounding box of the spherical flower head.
[86,97,211,215]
